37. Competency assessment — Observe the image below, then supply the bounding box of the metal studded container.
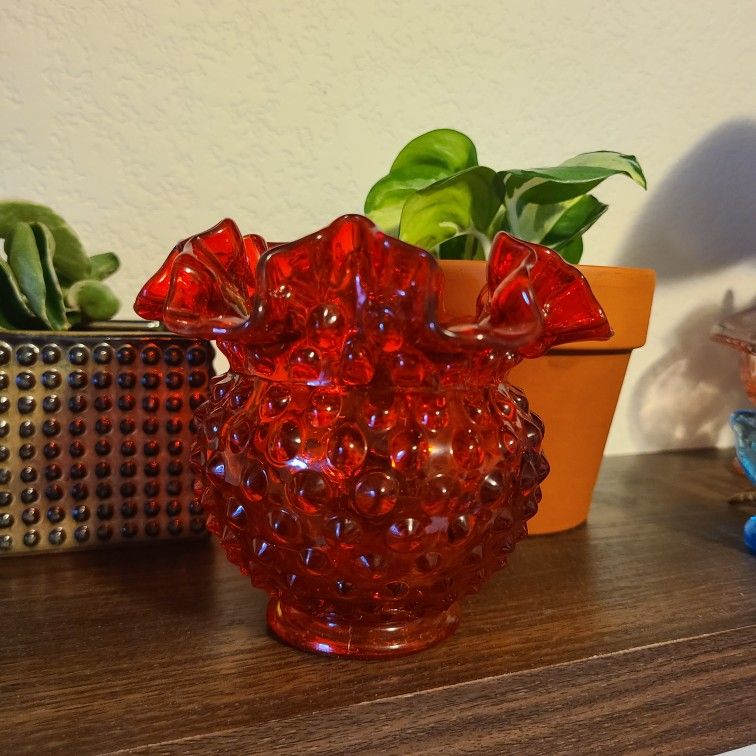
[0,324,214,555]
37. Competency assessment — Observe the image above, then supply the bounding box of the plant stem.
[487,205,507,239]
[467,228,491,260]
[463,234,477,260]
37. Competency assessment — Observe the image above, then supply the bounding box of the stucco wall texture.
[2,0,755,454]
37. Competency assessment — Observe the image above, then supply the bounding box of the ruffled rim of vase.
[135,214,611,381]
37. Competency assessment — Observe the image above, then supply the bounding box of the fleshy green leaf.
[0,200,67,233]
[49,225,92,284]
[64,301,83,328]
[0,258,43,328]
[399,166,502,256]
[89,252,120,281]
[390,128,478,174]
[30,222,69,330]
[0,200,92,284]
[0,310,18,330]
[66,280,120,322]
[365,165,448,235]
[6,222,52,328]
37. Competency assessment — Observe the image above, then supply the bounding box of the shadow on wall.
[620,120,756,449]
[621,119,756,277]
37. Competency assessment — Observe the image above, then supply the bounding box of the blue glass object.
[731,410,756,484]
[744,516,756,554]
[712,309,755,555]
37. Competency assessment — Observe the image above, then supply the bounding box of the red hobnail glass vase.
[135,215,611,658]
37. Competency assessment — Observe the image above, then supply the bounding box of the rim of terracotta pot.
[438,259,655,354]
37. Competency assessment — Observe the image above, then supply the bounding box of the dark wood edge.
[109,625,756,756]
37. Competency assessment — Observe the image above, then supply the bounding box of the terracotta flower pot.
[440,261,655,534]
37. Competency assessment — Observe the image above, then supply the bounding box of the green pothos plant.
[0,201,120,330]
[364,129,646,262]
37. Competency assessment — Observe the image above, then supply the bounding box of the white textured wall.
[2,0,755,454]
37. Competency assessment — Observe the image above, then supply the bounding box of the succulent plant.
[0,201,120,330]
[365,129,646,263]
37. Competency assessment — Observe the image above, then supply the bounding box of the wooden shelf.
[2,449,754,754]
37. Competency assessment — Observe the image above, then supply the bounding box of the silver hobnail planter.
[0,322,214,555]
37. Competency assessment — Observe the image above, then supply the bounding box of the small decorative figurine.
[136,215,610,657]
[712,305,756,553]
[744,514,756,554]
[731,410,756,485]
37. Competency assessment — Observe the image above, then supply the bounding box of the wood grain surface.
[1,449,754,754]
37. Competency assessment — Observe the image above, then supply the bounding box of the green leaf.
[365,165,448,235]
[64,300,83,328]
[49,225,92,284]
[30,223,69,330]
[437,234,487,260]
[559,237,583,264]
[0,258,43,328]
[560,150,646,187]
[541,195,608,251]
[496,188,607,262]
[390,128,478,174]
[498,188,560,238]
[89,252,120,281]
[0,200,92,284]
[362,131,646,263]
[399,166,502,255]
[66,280,120,322]
[365,129,479,235]
[437,236,468,260]
[6,222,53,328]
[501,151,646,209]
[0,310,18,330]
[0,200,67,234]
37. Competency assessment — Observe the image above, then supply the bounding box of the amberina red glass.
[135,214,611,658]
